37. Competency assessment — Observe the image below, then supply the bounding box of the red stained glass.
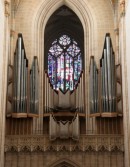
[48,35,82,92]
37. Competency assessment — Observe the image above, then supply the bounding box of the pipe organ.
[89,56,99,116]
[89,33,122,118]
[6,33,123,137]
[49,114,79,140]
[44,71,85,139]
[100,34,116,117]
[44,71,85,116]
[29,56,39,117]
[6,34,39,135]
[12,34,28,118]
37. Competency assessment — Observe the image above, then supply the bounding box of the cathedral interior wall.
[125,0,130,160]
[126,0,130,120]
[12,0,115,66]
[5,151,124,167]
[0,0,5,114]
[0,1,5,166]
[1,0,128,167]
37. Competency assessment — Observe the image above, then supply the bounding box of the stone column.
[10,29,16,65]
[0,1,10,167]
[119,1,129,167]
[114,28,119,64]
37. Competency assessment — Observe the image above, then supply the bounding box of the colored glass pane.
[48,35,82,92]
[67,43,80,57]
[49,44,63,57]
[59,35,71,46]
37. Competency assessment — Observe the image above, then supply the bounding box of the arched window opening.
[48,34,82,92]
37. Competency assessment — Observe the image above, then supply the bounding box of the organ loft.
[0,1,130,167]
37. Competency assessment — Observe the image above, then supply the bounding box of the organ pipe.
[88,33,122,118]
[44,70,85,115]
[29,56,39,117]
[89,56,99,116]
[100,33,117,117]
[12,34,28,118]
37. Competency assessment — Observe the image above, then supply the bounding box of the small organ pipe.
[81,73,84,112]
[95,69,98,112]
[106,36,112,112]
[20,49,24,113]
[13,53,17,112]
[44,72,47,113]
[90,58,94,114]
[17,37,22,112]
[29,57,39,115]
[89,57,99,115]
[93,63,96,112]
[102,59,105,112]
[104,49,109,112]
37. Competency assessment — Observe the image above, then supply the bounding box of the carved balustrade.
[5,135,124,152]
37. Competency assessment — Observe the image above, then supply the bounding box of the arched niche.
[48,158,80,167]
[44,5,84,70]
[33,0,94,132]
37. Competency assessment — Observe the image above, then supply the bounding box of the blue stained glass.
[78,54,82,77]
[49,44,63,57]
[57,54,64,90]
[65,54,70,90]
[67,43,80,57]
[59,35,71,46]
[48,35,82,92]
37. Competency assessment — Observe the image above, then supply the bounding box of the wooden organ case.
[6,33,123,138]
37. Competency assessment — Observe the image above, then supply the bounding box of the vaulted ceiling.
[44,5,84,69]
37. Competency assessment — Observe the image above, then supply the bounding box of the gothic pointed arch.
[33,0,94,113]
[45,5,84,92]
[48,158,81,167]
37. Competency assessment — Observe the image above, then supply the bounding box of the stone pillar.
[114,28,119,64]
[10,29,16,65]
[0,0,5,167]
[119,1,129,167]
[0,1,10,167]
[125,0,130,166]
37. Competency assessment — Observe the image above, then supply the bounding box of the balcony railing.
[5,135,124,152]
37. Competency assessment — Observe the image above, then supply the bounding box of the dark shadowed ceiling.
[44,5,84,69]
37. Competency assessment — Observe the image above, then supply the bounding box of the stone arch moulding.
[33,0,95,114]
[48,158,81,167]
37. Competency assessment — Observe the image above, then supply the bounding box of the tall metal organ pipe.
[100,33,116,116]
[29,56,39,116]
[12,34,28,117]
[89,56,99,116]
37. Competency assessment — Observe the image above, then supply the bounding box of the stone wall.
[125,0,130,164]
[4,135,124,167]
[13,0,115,65]
[0,0,5,166]
[5,151,124,167]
